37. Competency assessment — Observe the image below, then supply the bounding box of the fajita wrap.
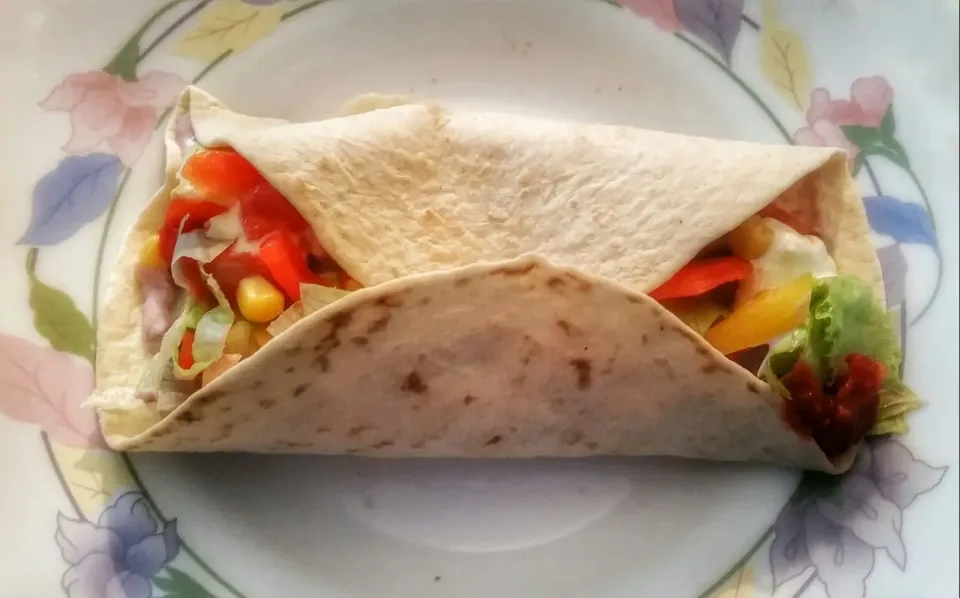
[88,86,920,473]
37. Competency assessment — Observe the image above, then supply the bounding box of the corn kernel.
[224,320,257,356]
[727,215,774,260]
[139,234,163,269]
[237,276,285,323]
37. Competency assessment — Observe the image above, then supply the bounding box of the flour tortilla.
[91,87,882,473]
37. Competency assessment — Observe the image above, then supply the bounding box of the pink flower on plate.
[619,0,683,32]
[40,70,187,167]
[793,76,895,159]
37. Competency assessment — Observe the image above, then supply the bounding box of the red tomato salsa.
[780,353,885,458]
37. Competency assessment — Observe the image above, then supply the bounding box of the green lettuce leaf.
[761,275,921,436]
[137,297,206,409]
[174,269,234,379]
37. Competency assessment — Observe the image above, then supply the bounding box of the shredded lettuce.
[174,269,234,379]
[267,283,351,337]
[137,297,206,408]
[170,227,231,290]
[761,275,921,436]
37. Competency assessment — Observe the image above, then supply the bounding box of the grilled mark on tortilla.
[547,276,566,290]
[464,394,477,406]
[376,293,405,308]
[348,425,371,438]
[569,358,592,389]
[401,371,428,394]
[351,336,369,346]
[259,398,277,408]
[176,411,198,424]
[491,262,536,277]
[367,314,391,334]
[484,434,503,446]
[556,319,578,337]
[293,383,311,397]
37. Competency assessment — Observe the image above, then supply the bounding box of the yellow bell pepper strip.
[649,257,753,301]
[704,273,814,355]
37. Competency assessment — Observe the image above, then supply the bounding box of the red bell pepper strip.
[239,183,311,241]
[259,230,313,301]
[649,257,752,301]
[158,198,231,266]
[178,329,196,370]
[181,147,266,201]
[206,247,276,308]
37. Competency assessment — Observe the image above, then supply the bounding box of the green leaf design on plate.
[840,124,882,151]
[25,250,95,363]
[880,106,897,138]
[841,106,911,170]
[155,567,219,598]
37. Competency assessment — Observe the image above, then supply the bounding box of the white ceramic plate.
[1,1,957,597]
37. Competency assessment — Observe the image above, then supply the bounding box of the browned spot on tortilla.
[401,371,428,394]
[562,429,584,445]
[626,295,641,304]
[176,411,198,424]
[569,358,592,390]
[653,357,676,381]
[220,404,233,413]
[747,381,763,394]
[418,296,431,306]
[695,346,710,357]
[249,380,263,390]
[348,425,371,438]
[259,398,276,409]
[454,277,472,288]
[371,440,395,449]
[346,448,362,454]
[547,276,566,290]
[658,323,666,332]
[586,441,600,450]
[293,383,311,398]
[351,336,369,346]
[285,365,295,374]
[329,310,354,331]
[550,397,567,409]
[312,354,330,372]
[367,314,391,334]
[316,427,330,434]
[701,362,722,374]
[641,334,649,346]
[491,262,536,277]
[464,394,477,406]
[411,439,426,449]
[283,346,303,358]
[484,434,503,446]
[219,423,233,438]
[195,390,225,408]
[376,293,405,308]
[556,319,578,337]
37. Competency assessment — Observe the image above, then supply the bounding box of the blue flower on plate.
[770,439,947,598]
[55,491,180,598]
